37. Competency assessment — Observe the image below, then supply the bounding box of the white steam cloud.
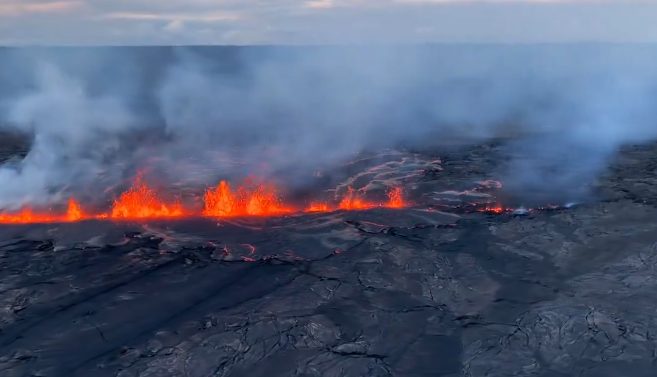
[1,62,136,209]
[0,45,656,209]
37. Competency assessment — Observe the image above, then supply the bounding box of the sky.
[0,0,656,45]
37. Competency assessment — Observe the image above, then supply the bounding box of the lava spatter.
[110,176,185,219]
[0,179,409,224]
[203,180,293,217]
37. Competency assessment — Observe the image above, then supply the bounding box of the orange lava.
[0,197,85,224]
[0,179,409,224]
[245,184,293,216]
[203,180,236,217]
[111,176,184,219]
[0,209,55,224]
[479,204,509,214]
[203,180,293,217]
[65,198,84,222]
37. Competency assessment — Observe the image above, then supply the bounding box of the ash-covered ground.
[1,138,657,377]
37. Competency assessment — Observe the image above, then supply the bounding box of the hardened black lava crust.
[1,139,657,377]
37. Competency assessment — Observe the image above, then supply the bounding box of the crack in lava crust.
[0,177,409,225]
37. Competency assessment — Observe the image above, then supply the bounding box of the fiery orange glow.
[0,197,84,224]
[0,179,409,224]
[203,180,236,217]
[244,184,292,216]
[66,198,84,222]
[203,180,293,217]
[338,187,376,210]
[111,176,184,219]
[386,187,405,208]
[479,204,508,214]
[0,209,50,224]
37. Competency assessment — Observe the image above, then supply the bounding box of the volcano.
[3,44,657,377]
[2,133,657,377]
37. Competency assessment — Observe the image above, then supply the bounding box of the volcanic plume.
[2,46,657,212]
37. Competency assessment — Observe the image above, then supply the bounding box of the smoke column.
[1,45,656,209]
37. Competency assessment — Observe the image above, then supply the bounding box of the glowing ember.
[483,205,506,214]
[111,176,184,219]
[474,203,512,215]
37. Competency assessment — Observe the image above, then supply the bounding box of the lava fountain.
[0,177,408,224]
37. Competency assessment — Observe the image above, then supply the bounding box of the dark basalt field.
[1,139,657,377]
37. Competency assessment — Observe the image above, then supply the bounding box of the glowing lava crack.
[0,178,408,224]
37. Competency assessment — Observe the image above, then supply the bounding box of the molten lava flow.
[203,180,293,217]
[338,187,376,210]
[65,198,84,222]
[0,209,44,224]
[0,198,83,224]
[0,179,410,225]
[386,187,405,208]
[111,176,184,219]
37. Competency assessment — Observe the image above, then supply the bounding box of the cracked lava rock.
[2,139,657,377]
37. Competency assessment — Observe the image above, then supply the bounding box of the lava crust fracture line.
[0,178,408,224]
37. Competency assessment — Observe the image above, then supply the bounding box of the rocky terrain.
[1,139,657,377]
